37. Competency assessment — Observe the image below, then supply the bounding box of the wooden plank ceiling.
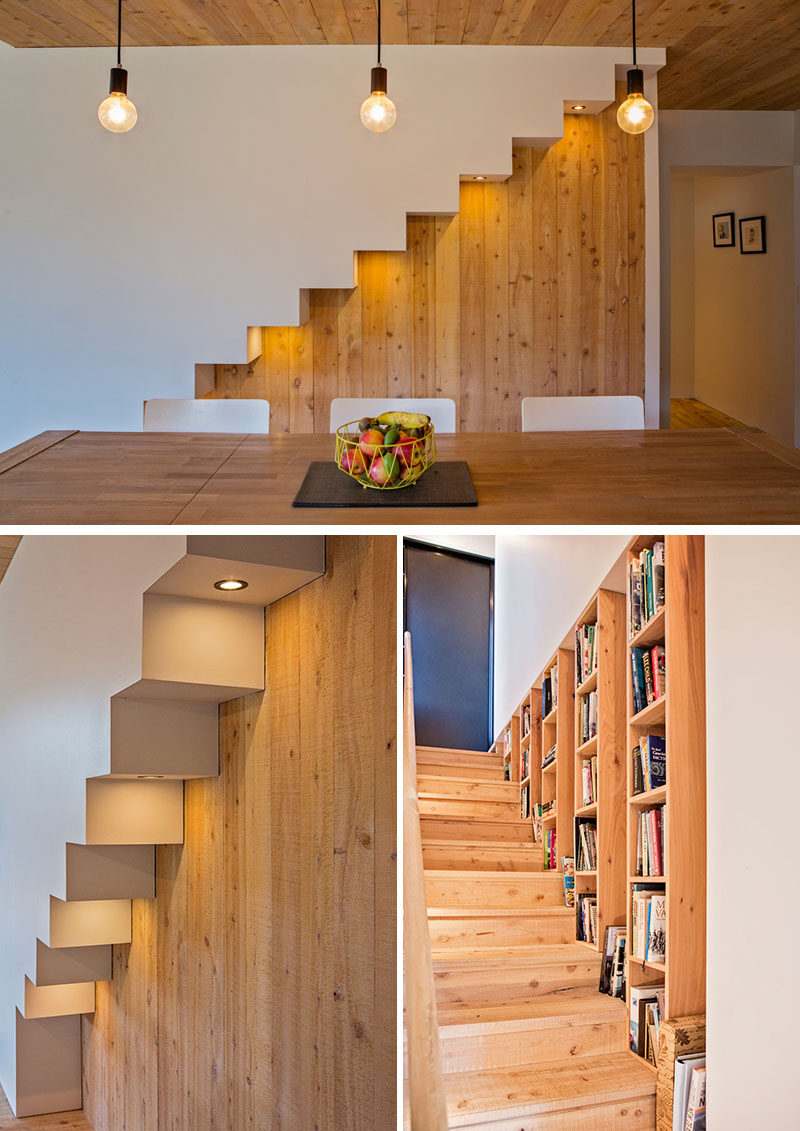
[0,1,797,111]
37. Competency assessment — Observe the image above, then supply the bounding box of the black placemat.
[292,461,477,507]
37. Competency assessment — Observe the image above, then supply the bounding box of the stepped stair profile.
[10,537,325,1118]
[415,745,656,1130]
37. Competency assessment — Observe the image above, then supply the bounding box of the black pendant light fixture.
[98,0,137,133]
[617,0,654,135]
[360,0,396,133]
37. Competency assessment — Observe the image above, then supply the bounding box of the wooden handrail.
[403,632,448,1130]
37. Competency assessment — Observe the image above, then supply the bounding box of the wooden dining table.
[1,426,800,524]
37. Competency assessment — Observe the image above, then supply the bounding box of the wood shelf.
[628,605,666,649]
[575,735,598,758]
[542,706,557,726]
[625,534,706,1035]
[576,668,598,696]
[629,695,666,728]
[542,813,557,825]
[520,775,531,787]
[575,870,597,877]
[629,785,666,807]
[575,938,601,952]
[575,803,597,817]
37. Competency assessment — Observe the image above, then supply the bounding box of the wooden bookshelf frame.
[573,588,627,950]
[625,534,707,1068]
[539,647,575,873]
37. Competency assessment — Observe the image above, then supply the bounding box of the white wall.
[705,535,800,1127]
[0,43,663,452]
[0,536,184,1111]
[493,534,629,728]
[692,169,796,442]
[658,110,800,437]
[669,176,696,398]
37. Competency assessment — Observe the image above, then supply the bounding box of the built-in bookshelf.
[519,689,532,820]
[625,535,706,1069]
[539,647,575,873]
[573,589,627,951]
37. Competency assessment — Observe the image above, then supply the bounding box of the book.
[631,885,665,959]
[631,647,647,714]
[611,931,627,998]
[531,802,543,843]
[647,891,666,961]
[576,892,597,944]
[562,856,575,907]
[673,1055,705,1131]
[629,984,662,1056]
[520,782,530,821]
[684,1065,706,1131]
[632,744,644,794]
[635,806,665,876]
[642,734,666,790]
[581,755,598,806]
[651,644,666,699]
[545,827,557,870]
[576,819,597,871]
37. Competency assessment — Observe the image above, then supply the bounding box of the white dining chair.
[143,398,270,433]
[329,398,456,434]
[521,396,644,432]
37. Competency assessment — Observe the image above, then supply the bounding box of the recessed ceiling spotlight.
[137,774,164,780]
[214,579,248,591]
[473,175,487,181]
[572,104,586,111]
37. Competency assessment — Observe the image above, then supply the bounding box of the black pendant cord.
[631,0,637,67]
[376,0,382,67]
[117,0,123,67]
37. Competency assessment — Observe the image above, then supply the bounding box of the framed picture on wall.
[712,212,735,247]
[739,215,766,254]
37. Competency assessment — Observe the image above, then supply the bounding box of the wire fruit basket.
[334,413,436,490]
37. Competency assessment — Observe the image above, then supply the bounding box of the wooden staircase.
[416,745,656,1130]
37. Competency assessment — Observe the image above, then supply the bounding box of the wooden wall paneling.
[579,112,604,395]
[410,218,437,401]
[508,148,535,420]
[81,536,396,1129]
[458,182,485,431]
[337,287,365,404]
[626,125,646,399]
[311,289,341,432]
[483,181,511,431]
[385,249,412,399]
[603,98,629,396]
[264,325,291,434]
[288,318,316,432]
[556,115,582,396]
[433,215,461,408]
[531,145,559,396]
[359,252,389,401]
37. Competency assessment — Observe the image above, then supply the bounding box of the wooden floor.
[670,398,746,430]
[416,746,656,1129]
[0,1085,91,1129]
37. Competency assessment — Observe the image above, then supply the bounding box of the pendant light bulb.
[618,2,654,135]
[361,1,395,133]
[100,0,137,133]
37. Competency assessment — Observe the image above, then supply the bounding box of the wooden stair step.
[425,870,564,910]
[422,840,543,872]
[436,992,628,1073]
[427,907,575,948]
[417,760,505,782]
[420,818,535,843]
[417,775,520,801]
[443,1052,657,1129]
[417,746,496,761]
[419,796,525,822]
[432,944,603,1005]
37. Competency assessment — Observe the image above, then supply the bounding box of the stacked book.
[576,819,597,871]
[630,984,665,1062]
[631,886,666,963]
[542,743,556,771]
[576,892,598,944]
[631,644,666,714]
[520,782,530,821]
[629,540,665,634]
[575,622,599,686]
[541,798,555,820]
[579,690,598,744]
[635,805,666,876]
[632,734,666,793]
[544,827,557,870]
[581,756,598,806]
[598,926,626,998]
[542,664,558,716]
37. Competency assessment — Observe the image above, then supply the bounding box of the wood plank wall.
[208,91,645,432]
[81,535,396,1131]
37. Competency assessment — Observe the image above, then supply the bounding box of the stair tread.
[422,839,540,850]
[428,906,573,918]
[426,869,561,880]
[417,775,519,788]
[443,1052,656,1125]
[432,944,603,966]
[436,989,626,1029]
